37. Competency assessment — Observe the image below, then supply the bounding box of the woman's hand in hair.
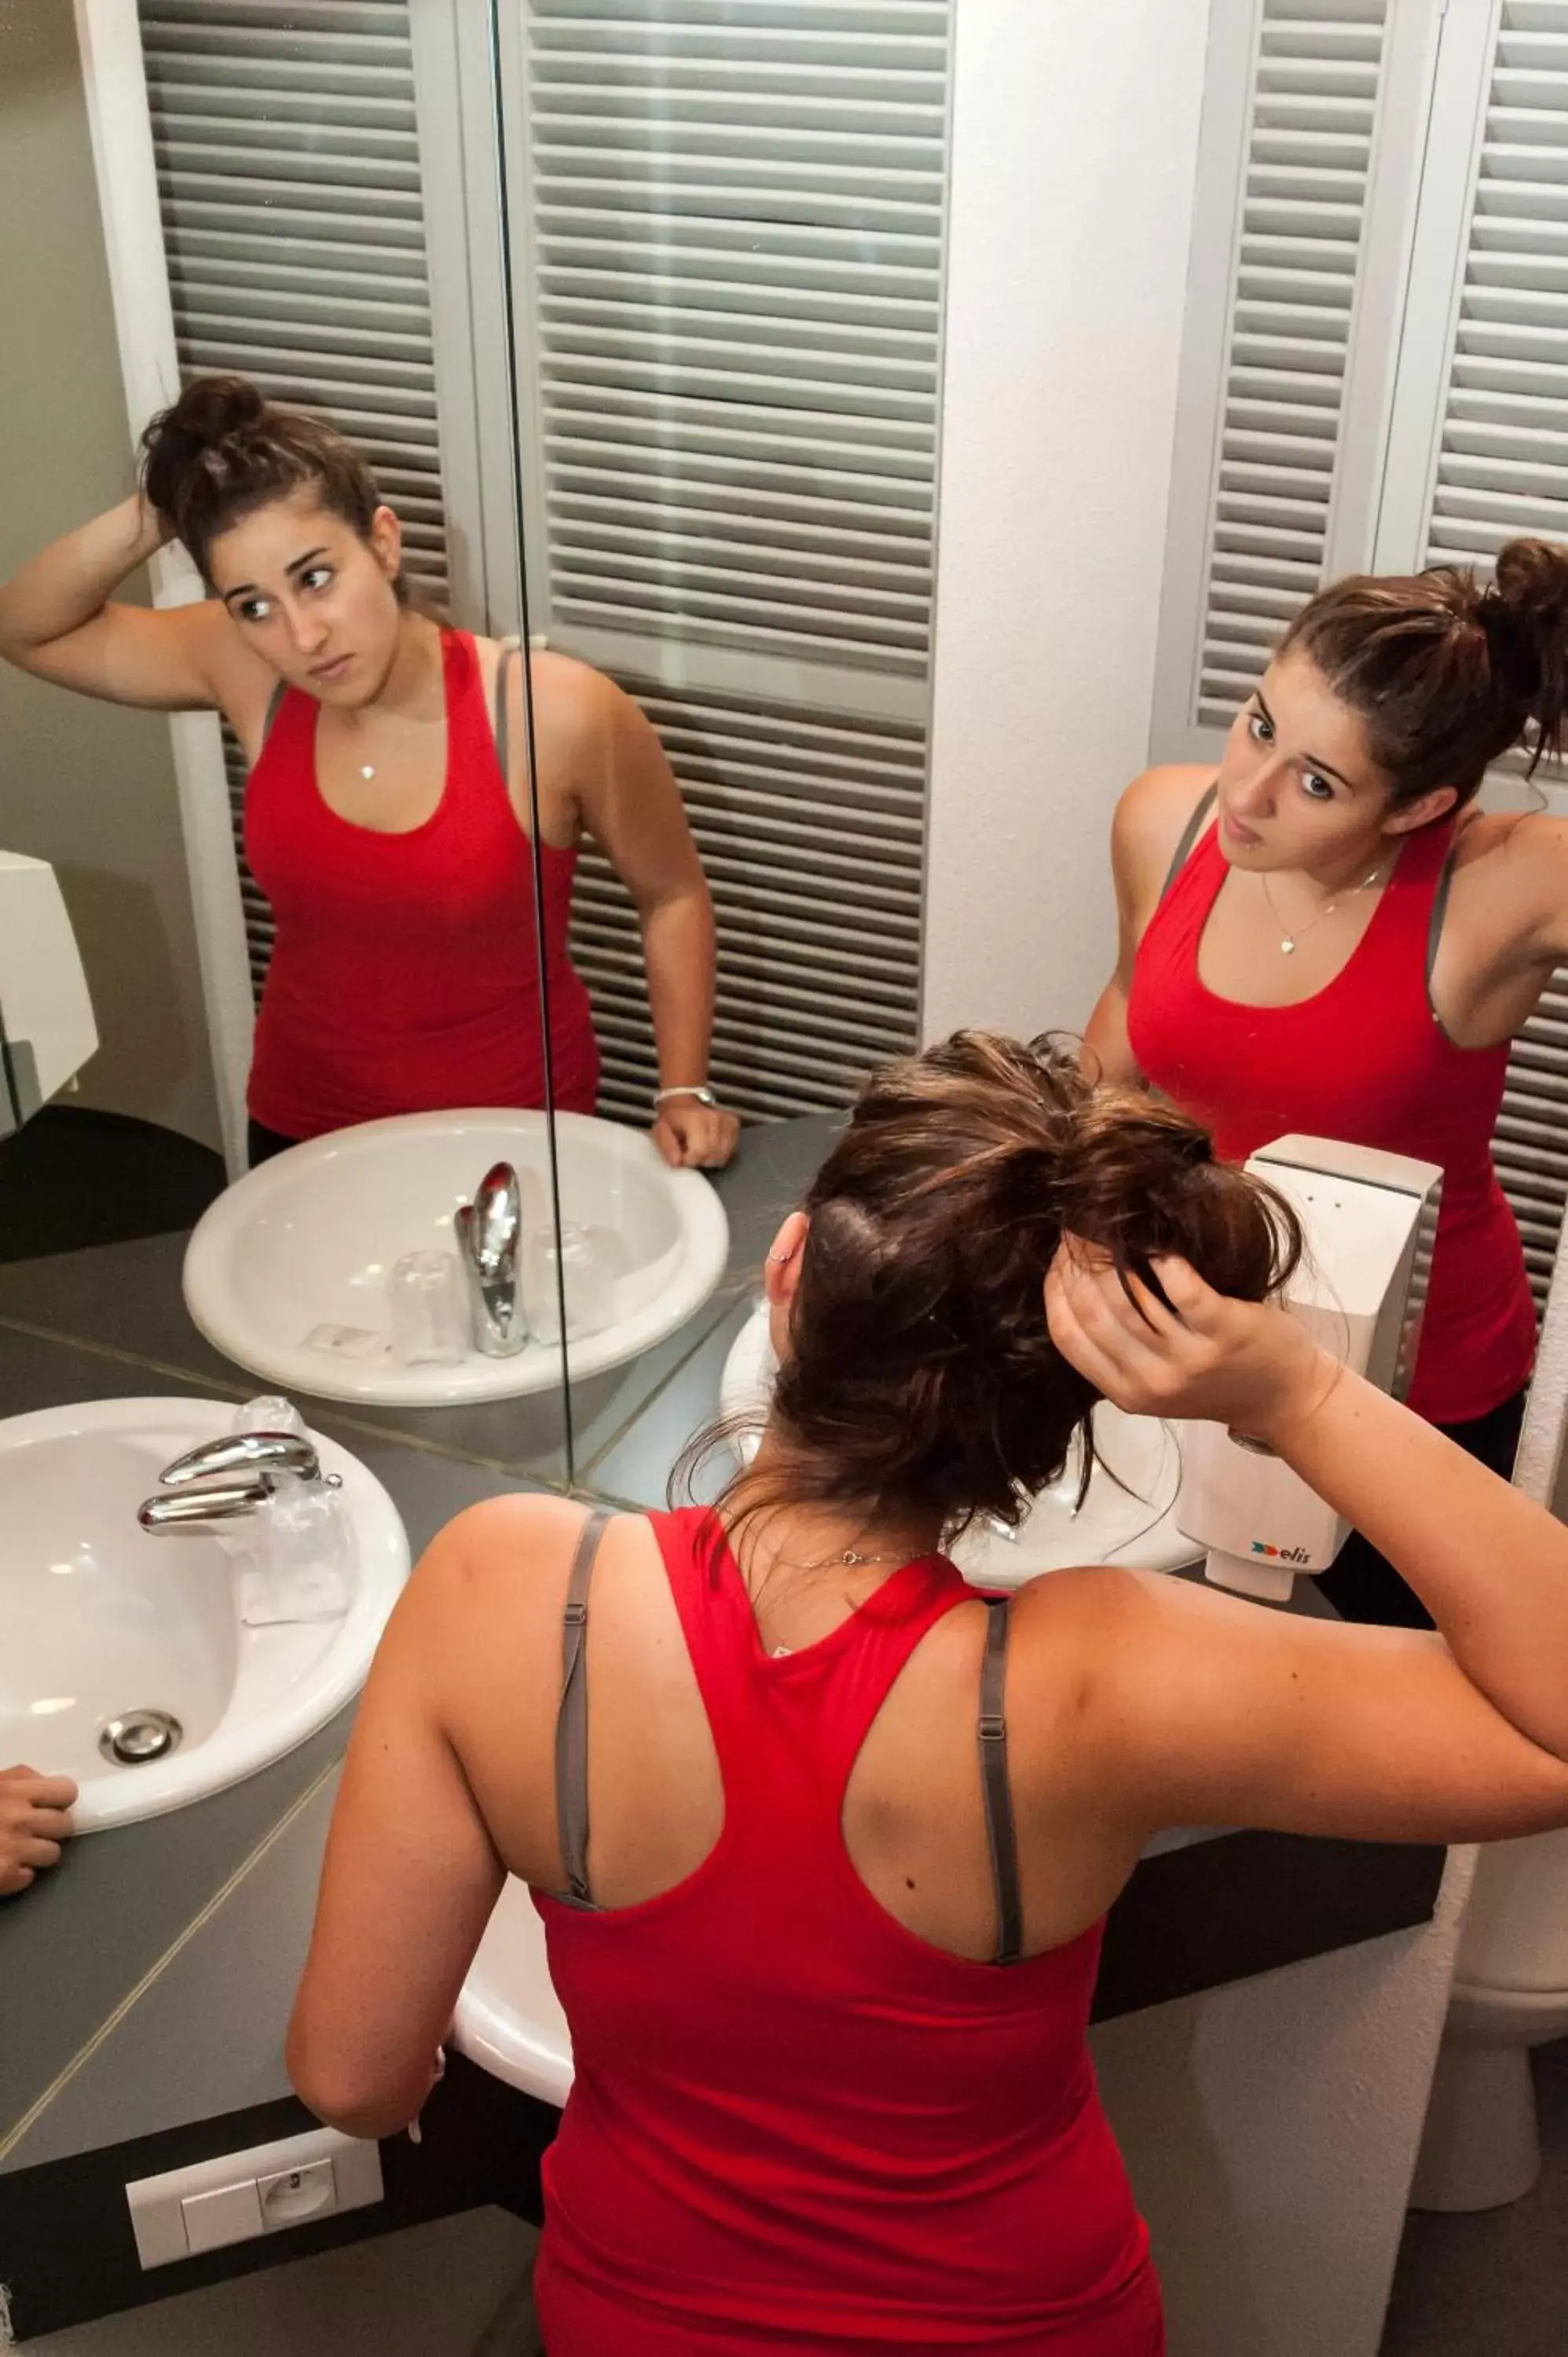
[1045,1240,1322,1440]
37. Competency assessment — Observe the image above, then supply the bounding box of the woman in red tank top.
[1088,540,1568,1626]
[0,373,738,1172]
[289,1032,1568,2356]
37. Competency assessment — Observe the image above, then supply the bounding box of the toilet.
[1409,1827,1568,2212]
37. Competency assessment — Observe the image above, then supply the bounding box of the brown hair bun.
[1281,534,1568,810]
[692,1031,1300,1540]
[139,372,393,589]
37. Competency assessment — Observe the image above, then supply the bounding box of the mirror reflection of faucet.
[453,1161,530,1359]
[451,1159,631,1354]
[291,1157,633,1373]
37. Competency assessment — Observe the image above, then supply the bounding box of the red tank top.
[1127,804,1536,1426]
[531,1506,1163,2357]
[244,628,599,1141]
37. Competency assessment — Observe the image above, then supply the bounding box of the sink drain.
[99,1710,183,1766]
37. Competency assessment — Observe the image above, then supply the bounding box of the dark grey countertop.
[0,1115,837,2172]
[0,1109,1447,2194]
[0,1327,553,2173]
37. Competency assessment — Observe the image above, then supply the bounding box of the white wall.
[0,5,221,1150]
[923,0,1211,1043]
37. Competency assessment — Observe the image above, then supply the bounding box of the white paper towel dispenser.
[1175,1134,1443,1604]
[0,851,97,1136]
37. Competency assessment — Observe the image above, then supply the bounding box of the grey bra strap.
[555,1507,613,1906]
[258,679,287,753]
[492,637,520,789]
[1159,781,1219,903]
[1427,841,1458,995]
[978,1596,1024,1967]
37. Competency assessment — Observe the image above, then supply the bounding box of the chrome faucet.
[454,1161,529,1358]
[137,1431,339,1532]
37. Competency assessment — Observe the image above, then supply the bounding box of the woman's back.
[522,1506,1158,2355]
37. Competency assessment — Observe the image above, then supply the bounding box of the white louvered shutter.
[1498,981,1568,1308]
[1436,0,1568,1315]
[1376,3,1568,1308]
[1153,0,1409,752]
[1416,4,1568,577]
[508,0,949,1120]
[136,0,452,997]
[1196,0,1390,724]
[574,686,925,1120]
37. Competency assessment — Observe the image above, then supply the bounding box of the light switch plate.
[181,2179,265,2257]
[126,2127,382,2269]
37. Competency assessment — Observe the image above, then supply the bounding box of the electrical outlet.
[125,2128,382,2269]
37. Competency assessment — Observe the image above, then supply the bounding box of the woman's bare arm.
[1049,1249,1568,1846]
[522,655,738,1168]
[288,1493,588,2138]
[0,493,269,726]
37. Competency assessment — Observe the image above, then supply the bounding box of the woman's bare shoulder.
[408,1499,639,1717]
[411,1493,584,1618]
[491,643,628,761]
[468,634,604,690]
[997,1563,1145,1706]
[526,644,610,696]
[1453,803,1568,869]
[1449,804,1568,964]
[1111,762,1218,911]
[416,1495,667,1638]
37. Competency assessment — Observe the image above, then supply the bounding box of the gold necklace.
[746,1543,923,1659]
[756,1542,917,1581]
[1259,857,1389,955]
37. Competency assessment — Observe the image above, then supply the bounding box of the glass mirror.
[0,0,573,1483]
[487,0,951,1497]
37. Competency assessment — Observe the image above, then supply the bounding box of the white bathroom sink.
[182,1110,731,1406]
[0,1398,408,1831]
[456,1877,573,2107]
[719,1302,1196,1585]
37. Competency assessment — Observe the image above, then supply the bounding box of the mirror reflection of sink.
[181,1110,731,1407]
[1,1398,408,1831]
[718,1301,1196,1585]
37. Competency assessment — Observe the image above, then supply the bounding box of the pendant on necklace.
[360,764,375,782]
[1280,935,1296,955]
